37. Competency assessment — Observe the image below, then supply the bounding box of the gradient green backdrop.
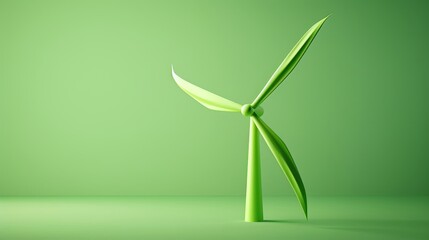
[1,0,428,196]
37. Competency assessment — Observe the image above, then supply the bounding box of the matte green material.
[252,16,328,108]
[1,196,428,240]
[245,119,263,222]
[1,1,429,237]
[1,0,429,199]
[173,17,326,219]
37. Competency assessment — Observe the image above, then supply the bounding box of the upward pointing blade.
[172,66,242,112]
[251,115,307,218]
[252,16,329,108]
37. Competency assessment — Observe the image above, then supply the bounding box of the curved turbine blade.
[252,16,329,108]
[251,115,307,218]
[172,66,242,112]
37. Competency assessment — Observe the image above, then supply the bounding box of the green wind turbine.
[172,16,328,222]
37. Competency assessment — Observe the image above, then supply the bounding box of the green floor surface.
[1,196,428,240]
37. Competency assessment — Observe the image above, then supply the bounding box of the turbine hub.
[241,104,264,117]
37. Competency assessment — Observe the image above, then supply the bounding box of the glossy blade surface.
[172,67,242,112]
[252,16,329,108]
[251,115,307,218]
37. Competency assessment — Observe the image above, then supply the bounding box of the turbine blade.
[252,16,329,108]
[251,115,307,218]
[172,66,242,112]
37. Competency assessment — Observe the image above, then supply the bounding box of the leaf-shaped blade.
[252,16,329,108]
[172,66,242,112]
[251,115,307,218]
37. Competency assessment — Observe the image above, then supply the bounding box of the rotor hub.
[241,104,264,117]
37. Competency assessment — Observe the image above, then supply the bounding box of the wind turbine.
[172,16,328,222]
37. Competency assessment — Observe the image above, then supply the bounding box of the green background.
[1,0,428,197]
